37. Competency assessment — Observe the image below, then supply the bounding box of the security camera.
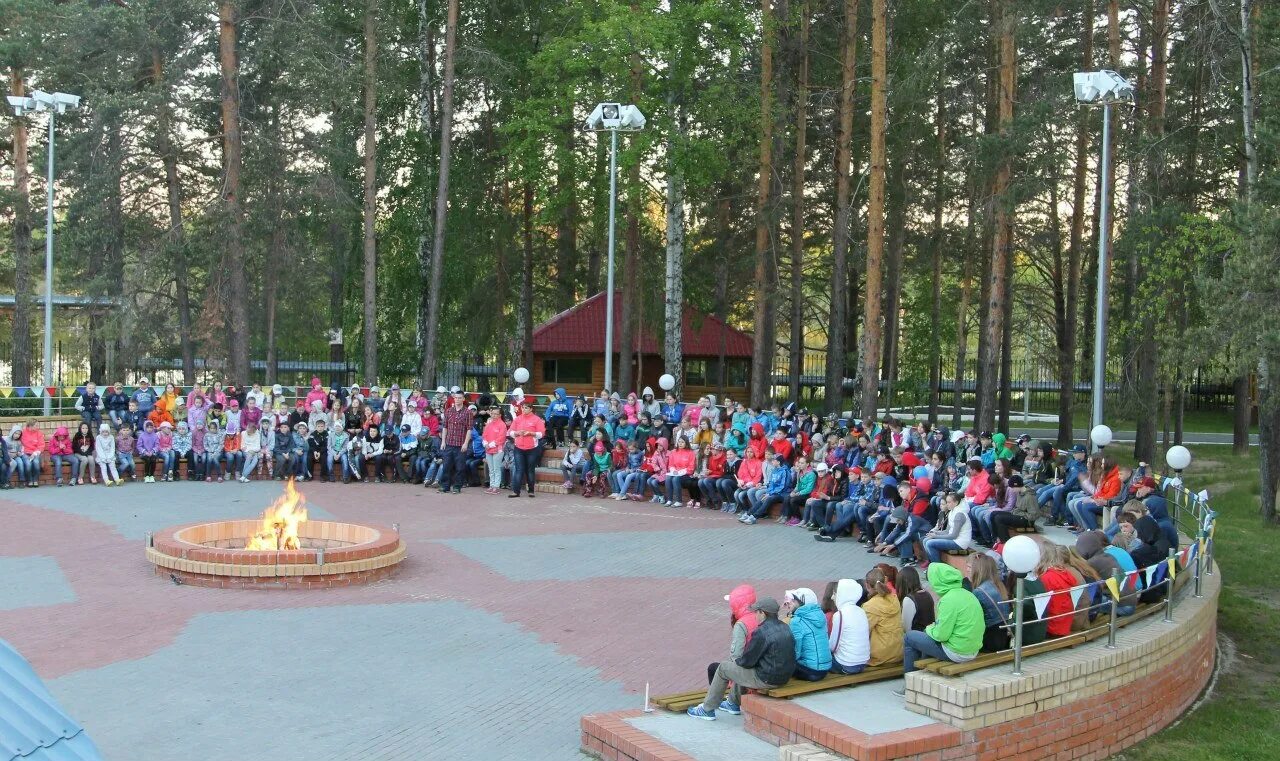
[585,102,623,130]
[52,92,81,111]
[618,105,646,130]
[7,95,36,116]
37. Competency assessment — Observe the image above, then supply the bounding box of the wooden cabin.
[527,291,753,402]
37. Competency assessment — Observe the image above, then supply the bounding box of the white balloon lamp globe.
[1002,535,1042,575]
[658,374,676,391]
[1090,424,1113,449]
[1165,445,1192,472]
[513,367,530,384]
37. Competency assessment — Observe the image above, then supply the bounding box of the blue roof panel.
[0,640,103,761]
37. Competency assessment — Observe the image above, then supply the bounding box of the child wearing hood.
[171,421,194,480]
[136,421,160,483]
[203,420,226,481]
[0,426,13,488]
[328,423,350,483]
[157,422,174,481]
[784,588,832,680]
[72,422,97,485]
[644,438,670,503]
[829,579,871,674]
[47,426,73,486]
[223,416,245,478]
[115,425,137,481]
[95,423,122,486]
[238,421,263,482]
[899,563,984,683]
[706,584,762,684]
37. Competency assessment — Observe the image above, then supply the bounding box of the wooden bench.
[651,664,904,712]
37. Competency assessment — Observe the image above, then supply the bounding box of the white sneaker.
[670,501,683,508]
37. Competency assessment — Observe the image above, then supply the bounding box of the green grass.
[1117,446,1280,760]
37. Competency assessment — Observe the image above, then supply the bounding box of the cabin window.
[542,357,592,385]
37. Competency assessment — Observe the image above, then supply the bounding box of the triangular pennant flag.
[1069,585,1086,609]
[1209,522,1216,539]
[494,392,506,402]
[1167,557,1176,582]
[0,387,11,398]
[1089,582,1102,605]
[66,386,80,397]
[1179,545,1191,567]
[1105,577,1121,601]
[1151,562,1168,587]
[1143,566,1155,588]
[14,386,28,398]
[1032,593,1052,620]
[45,386,58,398]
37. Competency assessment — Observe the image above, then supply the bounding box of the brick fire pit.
[146,520,406,589]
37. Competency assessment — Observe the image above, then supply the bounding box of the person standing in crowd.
[508,398,545,498]
[437,388,476,494]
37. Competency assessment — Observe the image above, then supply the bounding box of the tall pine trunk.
[860,0,887,422]
[520,182,535,372]
[555,106,579,313]
[9,68,34,389]
[825,0,859,415]
[152,52,196,385]
[361,0,380,384]
[1233,0,1258,456]
[975,0,1015,434]
[664,97,686,389]
[422,0,458,388]
[1060,0,1093,446]
[787,1,811,404]
[749,0,776,407]
[882,162,906,412]
[218,2,250,382]
[928,75,946,423]
[415,0,437,386]
[618,28,644,395]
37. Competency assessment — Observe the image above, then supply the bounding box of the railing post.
[1106,569,1121,648]
[1193,539,1204,599]
[1163,548,1177,623]
[1012,576,1025,675]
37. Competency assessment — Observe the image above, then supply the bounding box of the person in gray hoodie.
[170,421,193,480]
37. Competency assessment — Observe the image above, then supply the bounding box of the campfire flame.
[244,479,309,551]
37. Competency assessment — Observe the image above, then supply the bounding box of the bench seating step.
[761,664,903,698]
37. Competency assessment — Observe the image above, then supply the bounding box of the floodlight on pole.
[1074,71,1134,443]
[584,102,645,392]
[8,89,82,415]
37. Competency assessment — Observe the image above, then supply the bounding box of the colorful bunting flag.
[1069,585,1085,609]
[1105,577,1121,601]
[14,387,29,398]
[494,392,506,402]
[1032,593,1051,621]
[1167,557,1176,582]
[45,386,57,398]
[65,387,79,397]
[0,387,10,398]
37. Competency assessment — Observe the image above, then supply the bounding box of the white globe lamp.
[658,374,676,392]
[1165,445,1191,473]
[513,367,530,384]
[1002,535,1042,575]
[1089,424,1113,450]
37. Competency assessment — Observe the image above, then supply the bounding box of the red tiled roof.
[531,291,754,357]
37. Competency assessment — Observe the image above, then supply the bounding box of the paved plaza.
[0,481,892,760]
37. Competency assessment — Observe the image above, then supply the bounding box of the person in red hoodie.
[664,437,697,507]
[698,443,728,509]
[1035,543,1080,638]
[962,458,992,507]
[47,425,74,486]
[733,447,764,512]
[706,584,763,685]
[769,429,794,464]
[19,420,46,488]
[747,423,768,461]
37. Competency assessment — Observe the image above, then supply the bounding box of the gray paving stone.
[628,713,778,761]
[48,601,634,761]
[0,556,76,610]
[442,527,890,582]
[794,681,938,735]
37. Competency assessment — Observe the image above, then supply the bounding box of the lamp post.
[584,103,645,391]
[1073,71,1134,435]
[7,89,81,415]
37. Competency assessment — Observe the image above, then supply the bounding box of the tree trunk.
[1231,0,1257,455]
[520,182,535,372]
[618,32,644,395]
[555,105,579,313]
[218,1,250,383]
[975,0,1015,434]
[787,1,811,404]
[826,0,859,415]
[588,137,606,294]
[953,250,973,431]
[10,68,34,389]
[749,0,777,408]
[415,0,438,386]
[1261,357,1280,523]
[928,76,946,424]
[1059,0,1093,446]
[715,187,733,394]
[882,162,906,412]
[860,0,887,422]
[665,98,686,389]
[421,0,458,389]
[152,52,196,386]
[361,0,380,384]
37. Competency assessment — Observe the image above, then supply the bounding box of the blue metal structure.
[0,639,103,761]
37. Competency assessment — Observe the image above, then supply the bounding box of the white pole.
[43,110,56,416]
[604,128,619,391]
[1090,102,1112,445]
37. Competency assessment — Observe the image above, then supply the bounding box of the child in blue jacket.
[741,454,792,525]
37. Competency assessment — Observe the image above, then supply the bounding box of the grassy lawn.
[1118,446,1280,760]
